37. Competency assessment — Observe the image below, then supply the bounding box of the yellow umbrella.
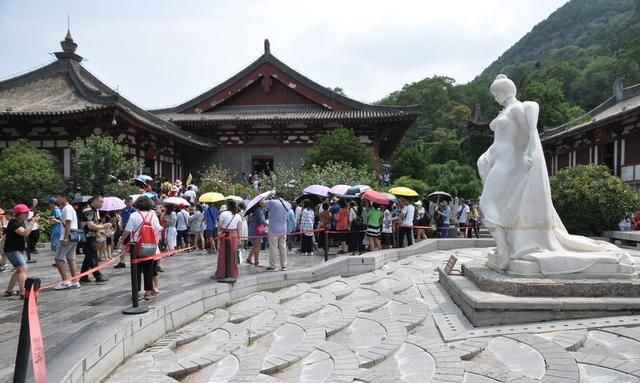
[388,186,419,197]
[225,195,243,202]
[199,192,225,203]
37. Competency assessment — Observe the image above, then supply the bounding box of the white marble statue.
[478,74,635,276]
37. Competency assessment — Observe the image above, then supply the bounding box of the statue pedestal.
[438,254,640,327]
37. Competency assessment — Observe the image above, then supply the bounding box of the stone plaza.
[3,239,640,383]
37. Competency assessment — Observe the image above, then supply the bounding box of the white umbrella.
[162,196,191,206]
[245,190,272,216]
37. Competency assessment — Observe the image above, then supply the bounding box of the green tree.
[423,160,483,198]
[522,79,585,129]
[199,164,253,197]
[305,128,374,170]
[0,140,64,206]
[550,164,640,235]
[71,135,142,195]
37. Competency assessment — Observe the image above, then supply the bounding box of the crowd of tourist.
[0,175,492,300]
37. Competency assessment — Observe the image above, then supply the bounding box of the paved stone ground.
[0,244,335,383]
[105,247,640,383]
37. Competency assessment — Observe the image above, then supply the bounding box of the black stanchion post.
[13,278,40,383]
[323,228,329,262]
[218,233,236,284]
[123,244,149,315]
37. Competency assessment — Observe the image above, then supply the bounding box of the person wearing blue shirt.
[204,204,219,253]
[47,198,62,252]
[115,197,136,268]
[436,199,451,238]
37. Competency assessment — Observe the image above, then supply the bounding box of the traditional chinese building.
[152,39,420,174]
[1,33,418,180]
[541,79,640,193]
[0,31,216,180]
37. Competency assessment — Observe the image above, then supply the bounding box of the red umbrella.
[362,190,389,205]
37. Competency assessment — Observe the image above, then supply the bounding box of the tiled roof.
[0,46,214,149]
[158,104,419,124]
[542,80,640,142]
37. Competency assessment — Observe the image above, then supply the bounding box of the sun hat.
[175,179,183,186]
[13,204,30,214]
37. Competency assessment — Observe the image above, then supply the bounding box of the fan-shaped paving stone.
[452,337,490,360]
[368,275,413,295]
[405,334,465,383]
[295,300,358,337]
[547,330,588,351]
[317,277,358,299]
[316,341,360,382]
[573,351,640,378]
[275,283,310,303]
[357,341,436,383]
[339,285,392,312]
[261,324,325,373]
[462,361,539,383]
[356,312,408,367]
[506,333,579,383]
[104,349,179,383]
[471,336,545,380]
[281,288,335,317]
[228,292,279,323]
[246,304,292,343]
[149,309,230,351]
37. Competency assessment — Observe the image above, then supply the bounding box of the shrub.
[0,140,64,206]
[305,128,374,170]
[550,164,640,235]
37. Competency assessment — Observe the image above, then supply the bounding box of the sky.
[0,0,569,109]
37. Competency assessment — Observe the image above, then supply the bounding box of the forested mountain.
[382,0,640,194]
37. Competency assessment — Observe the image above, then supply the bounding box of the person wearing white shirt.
[53,192,81,290]
[214,200,242,280]
[116,196,162,300]
[175,206,190,249]
[184,186,197,205]
[457,199,470,237]
[398,198,415,247]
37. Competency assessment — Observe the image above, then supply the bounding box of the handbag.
[69,229,86,243]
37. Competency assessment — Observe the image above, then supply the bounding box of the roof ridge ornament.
[264,38,270,57]
[54,22,83,62]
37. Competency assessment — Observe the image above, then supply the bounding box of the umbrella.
[199,192,225,203]
[225,195,243,202]
[136,175,153,182]
[71,195,92,204]
[295,194,322,205]
[245,190,272,216]
[427,191,452,202]
[101,197,126,211]
[328,184,350,195]
[346,185,372,195]
[162,196,191,206]
[362,190,389,205]
[382,192,397,202]
[143,192,157,199]
[303,184,330,197]
[389,186,419,197]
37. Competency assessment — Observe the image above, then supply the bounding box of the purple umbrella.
[245,190,273,216]
[328,184,350,195]
[303,184,330,197]
[101,197,126,211]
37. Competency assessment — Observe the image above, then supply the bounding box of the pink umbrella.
[101,197,126,211]
[303,184,330,197]
[362,190,390,205]
[329,184,350,195]
[163,196,191,206]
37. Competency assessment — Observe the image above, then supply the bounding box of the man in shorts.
[53,191,81,290]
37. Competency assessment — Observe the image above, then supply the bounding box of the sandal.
[245,258,253,265]
[4,290,17,297]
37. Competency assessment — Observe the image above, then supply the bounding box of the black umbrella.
[294,194,322,205]
[71,195,92,204]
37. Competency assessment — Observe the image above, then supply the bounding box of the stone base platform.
[438,262,640,327]
[463,260,640,297]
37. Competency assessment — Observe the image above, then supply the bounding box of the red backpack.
[135,212,158,257]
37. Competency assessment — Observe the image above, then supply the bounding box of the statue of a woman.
[478,74,635,276]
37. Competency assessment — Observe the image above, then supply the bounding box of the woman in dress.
[215,200,242,280]
[190,204,206,250]
[300,199,315,256]
[478,74,633,275]
[165,205,177,252]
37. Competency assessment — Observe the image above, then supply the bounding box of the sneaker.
[281,267,287,271]
[54,282,71,290]
[157,266,165,273]
[266,267,278,272]
[79,276,91,283]
[114,262,126,269]
[94,276,110,283]
[0,265,7,272]
[69,282,81,289]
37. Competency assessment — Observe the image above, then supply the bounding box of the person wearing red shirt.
[333,200,349,254]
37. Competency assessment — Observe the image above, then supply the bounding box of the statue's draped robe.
[479,101,634,275]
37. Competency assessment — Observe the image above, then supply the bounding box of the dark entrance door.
[252,156,274,174]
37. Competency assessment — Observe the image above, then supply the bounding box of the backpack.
[135,212,157,257]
